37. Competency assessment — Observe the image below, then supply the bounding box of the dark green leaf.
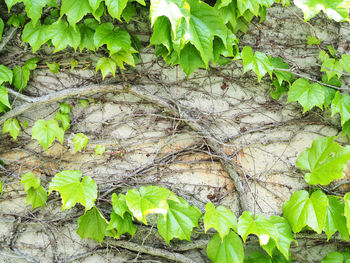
[332,92,350,126]
[60,0,92,26]
[22,22,48,53]
[0,65,13,85]
[107,212,137,238]
[0,85,11,108]
[47,21,80,52]
[77,207,108,243]
[324,196,349,241]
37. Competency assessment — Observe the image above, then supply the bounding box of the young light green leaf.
[332,92,350,126]
[55,112,70,131]
[0,85,11,108]
[324,196,349,241]
[107,212,137,238]
[89,0,103,11]
[237,0,261,16]
[296,136,350,185]
[26,186,47,209]
[77,207,108,243]
[59,102,71,114]
[207,231,244,263]
[242,46,273,82]
[0,65,13,85]
[23,57,39,71]
[94,23,131,54]
[125,186,171,224]
[287,78,325,113]
[70,59,78,71]
[283,190,328,234]
[32,119,64,151]
[320,55,343,81]
[22,22,48,53]
[306,35,321,45]
[21,172,40,191]
[340,54,350,74]
[294,0,349,22]
[94,144,105,156]
[157,199,202,244]
[79,99,89,107]
[3,118,21,140]
[105,0,128,20]
[46,20,80,52]
[49,170,97,210]
[344,193,350,234]
[7,14,25,28]
[12,66,30,91]
[112,193,130,218]
[60,0,92,27]
[204,202,237,239]
[149,0,190,35]
[110,49,136,70]
[73,133,89,153]
[46,62,60,74]
[96,57,117,79]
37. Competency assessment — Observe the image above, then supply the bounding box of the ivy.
[32,119,64,151]
[3,118,21,140]
[73,133,89,153]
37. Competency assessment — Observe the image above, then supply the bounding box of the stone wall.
[0,4,350,263]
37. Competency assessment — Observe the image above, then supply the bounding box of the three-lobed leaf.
[26,186,47,209]
[73,133,89,153]
[46,21,80,52]
[204,202,237,239]
[324,196,349,241]
[107,212,137,238]
[60,0,92,27]
[283,190,328,234]
[32,119,64,151]
[242,46,273,82]
[296,136,350,185]
[21,172,40,191]
[22,22,48,53]
[287,78,325,113]
[3,118,21,140]
[49,170,97,210]
[157,198,202,244]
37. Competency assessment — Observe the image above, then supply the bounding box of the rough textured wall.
[0,4,350,263]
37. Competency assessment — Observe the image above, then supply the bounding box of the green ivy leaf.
[0,65,13,85]
[60,0,92,27]
[238,212,293,259]
[59,102,71,114]
[89,0,104,11]
[204,202,237,239]
[96,57,117,79]
[7,14,25,28]
[23,57,39,70]
[270,80,288,100]
[287,78,325,113]
[12,66,30,91]
[283,190,328,234]
[105,0,128,20]
[340,54,350,74]
[32,119,64,151]
[332,92,350,126]
[3,118,20,140]
[46,62,60,74]
[70,59,78,71]
[55,112,70,131]
[22,22,48,53]
[94,23,131,54]
[149,0,190,35]
[319,51,343,81]
[47,20,80,52]
[0,18,4,42]
[122,3,136,23]
[269,56,294,85]
[77,207,108,243]
[125,186,170,224]
[94,144,105,156]
[344,193,350,234]
[21,172,40,191]
[26,186,47,209]
[237,0,261,16]
[297,136,350,185]
[178,44,206,76]
[49,170,97,210]
[306,35,321,45]
[242,46,273,82]
[157,198,202,244]
[4,0,22,11]
[22,0,57,26]
[0,85,11,108]
[110,50,136,70]
[78,18,99,51]
[107,212,137,238]
[324,196,349,241]
[207,231,244,263]
[73,133,89,153]
[294,0,349,22]
[244,249,291,263]
[112,193,130,218]
[322,251,350,263]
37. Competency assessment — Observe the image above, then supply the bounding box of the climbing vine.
[1,0,350,262]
